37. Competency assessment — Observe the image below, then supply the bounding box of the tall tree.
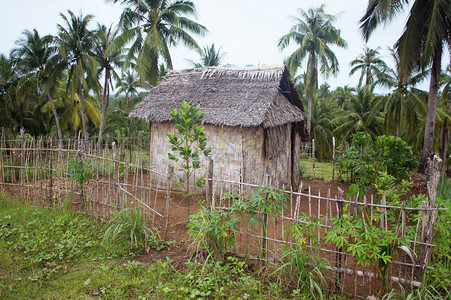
[116,69,140,108]
[349,46,387,87]
[376,48,428,138]
[57,10,99,146]
[107,0,207,86]
[311,97,336,159]
[13,29,66,147]
[94,24,123,148]
[333,87,384,141]
[0,54,19,130]
[186,43,225,67]
[360,0,451,172]
[438,64,451,164]
[278,5,347,135]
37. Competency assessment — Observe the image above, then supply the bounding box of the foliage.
[68,156,93,212]
[103,206,155,250]
[167,100,211,192]
[337,133,417,186]
[332,87,384,142]
[272,219,331,298]
[325,198,406,280]
[186,43,225,68]
[108,0,207,86]
[349,46,387,87]
[188,206,239,262]
[68,156,92,186]
[225,185,289,258]
[0,196,269,299]
[0,197,128,285]
[427,177,451,297]
[278,4,347,134]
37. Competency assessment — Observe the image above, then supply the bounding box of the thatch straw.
[129,65,305,129]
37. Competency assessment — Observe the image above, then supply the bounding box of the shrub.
[103,207,155,250]
[337,134,417,187]
[273,219,331,298]
[188,207,239,262]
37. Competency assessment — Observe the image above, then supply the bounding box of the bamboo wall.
[150,122,293,189]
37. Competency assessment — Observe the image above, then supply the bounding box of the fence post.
[20,128,25,200]
[312,139,315,179]
[164,169,174,241]
[206,158,214,210]
[112,142,120,210]
[335,187,345,293]
[332,136,336,181]
[416,155,442,281]
[48,137,53,206]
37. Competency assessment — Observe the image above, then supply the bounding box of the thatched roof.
[129,65,305,128]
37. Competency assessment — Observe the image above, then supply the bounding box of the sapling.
[167,101,211,216]
[68,156,92,212]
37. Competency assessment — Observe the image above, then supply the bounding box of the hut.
[129,65,308,189]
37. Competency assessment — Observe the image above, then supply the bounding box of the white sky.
[1,0,444,91]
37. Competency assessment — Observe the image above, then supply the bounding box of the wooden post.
[206,158,214,210]
[312,139,315,179]
[48,138,53,206]
[416,155,442,281]
[112,142,120,210]
[332,136,336,181]
[164,169,174,241]
[335,187,345,293]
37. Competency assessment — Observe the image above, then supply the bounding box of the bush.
[337,134,417,187]
[103,207,155,251]
[188,207,239,262]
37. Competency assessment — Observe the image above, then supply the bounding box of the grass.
[300,159,336,181]
[0,195,291,299]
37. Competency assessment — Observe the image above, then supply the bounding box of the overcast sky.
[2,0,445,91]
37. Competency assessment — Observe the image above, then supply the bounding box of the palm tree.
[107,0,207,86]
[278,5,347,135]
[116,69,140,108]
[311,97,336,159]
[186,43,225,67]
[376,48,428,139]
[333,87,384,142]
[360,0,451,172]
[0,54,19,130]
[331,85,355,108]
[57,10,100,146]
[349,46,387,87]
[40,76,101,136]
[13,29,66,147]
[438,65,451,164]
[94,24,124,148]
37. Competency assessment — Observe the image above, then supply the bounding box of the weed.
[103,206,153,250]
[188,206,239,261]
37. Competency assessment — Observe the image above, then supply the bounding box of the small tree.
[68,156,92,212]
[167,101,211,215]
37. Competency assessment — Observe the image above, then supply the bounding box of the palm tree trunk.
[46,90,63,149]
[78,80,89,148]
[307,94,312,135]
[97,72,109,149]
[393,113,399,138]
[419,43,442,173]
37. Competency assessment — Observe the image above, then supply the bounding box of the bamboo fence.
[0,131,445,298]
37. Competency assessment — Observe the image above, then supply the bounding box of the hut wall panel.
[242,125,291,188]
[150,122,292,191]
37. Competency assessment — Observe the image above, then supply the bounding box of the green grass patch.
[300,160,336,181]
[0,196,286,299]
